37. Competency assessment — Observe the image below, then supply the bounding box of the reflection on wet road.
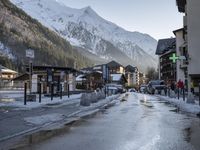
[23,93,200,150]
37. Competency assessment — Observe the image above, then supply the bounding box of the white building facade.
[176,0,200,93]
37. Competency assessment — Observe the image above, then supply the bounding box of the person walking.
[191,81,194,94]
[177,79,184,94]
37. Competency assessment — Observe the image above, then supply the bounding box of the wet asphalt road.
[23,93,200,150]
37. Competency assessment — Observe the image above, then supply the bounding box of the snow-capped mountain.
[11,0,158,71]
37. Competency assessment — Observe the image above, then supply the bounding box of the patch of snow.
[76,74,86,81]
[67,37,83,46]
[0,41,15,59]
[0,94,82,110]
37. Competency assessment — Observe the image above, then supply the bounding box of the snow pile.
[158,95,200,115]
[24,113,65,125]
[10,0,157,64]
[0,94,82,110]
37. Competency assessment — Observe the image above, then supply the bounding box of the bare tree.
[146,67,158,82]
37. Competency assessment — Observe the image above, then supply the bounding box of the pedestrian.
[177,79,184,94]
[170,81,175,91]
[191,81,194,94]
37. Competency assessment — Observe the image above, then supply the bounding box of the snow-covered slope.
[11,0,158,71]
[0,41,15,60]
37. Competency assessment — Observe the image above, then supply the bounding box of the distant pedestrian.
[191,81,194,94]
[170,81,175,91]
[177,79,184,94]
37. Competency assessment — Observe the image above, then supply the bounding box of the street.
[22,93,200,150]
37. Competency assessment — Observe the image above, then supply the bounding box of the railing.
[179,59,188,69]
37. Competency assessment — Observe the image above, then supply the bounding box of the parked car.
[128,88,137,92]
[146,80,166,94]
[139,85,147,93]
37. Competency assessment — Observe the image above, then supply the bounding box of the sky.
[58,0,183,40]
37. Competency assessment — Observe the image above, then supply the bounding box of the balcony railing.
[180,59,188,69]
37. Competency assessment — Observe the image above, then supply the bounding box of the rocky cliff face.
[0,0,92,72]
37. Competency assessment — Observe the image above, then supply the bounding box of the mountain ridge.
[11,0,158,71]
[0,0,93,72]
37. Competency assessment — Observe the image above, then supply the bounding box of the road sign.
[169,53,179,63]
[26,49,35,58]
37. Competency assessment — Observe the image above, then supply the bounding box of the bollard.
[183,88,185,101]
[168,87,170,97]
[67,84,70,98]
[104,86,106,97]
[51,83,54,101]
[60,84,62,99]
[177,88,179,99]
[24,82,27,105]
[199,83,200,106]
[39,82,41,103]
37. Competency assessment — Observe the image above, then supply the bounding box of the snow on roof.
[0,65,17,74]
[156,38,176,55]
[95,70,102,74]
[76,74,86,81]
[108,86,118,90]
[1,69,17,74]
[111,74,122,81]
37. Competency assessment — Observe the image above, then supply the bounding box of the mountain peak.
[10,0,158,71]
[81,6,98,17]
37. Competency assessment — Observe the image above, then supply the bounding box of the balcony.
[179,59,188,69]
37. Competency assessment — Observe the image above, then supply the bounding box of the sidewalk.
[157,94,200,115]
[0,92,122,149]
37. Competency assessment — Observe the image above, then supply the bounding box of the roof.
[125,65,137,72]
[76,74,86,81]
[12,73,29,81]
[107,61,123,68]
[0,65,17,74]
[110,73,127,83]
[176,0,186,13]
[93,64,103,70]
[26,65,78,73]
[156,38,176,55]
[173,28,184,35]
[80,67,93,73]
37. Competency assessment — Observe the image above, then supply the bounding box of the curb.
[156,95,200,116]
[0,94,122,150]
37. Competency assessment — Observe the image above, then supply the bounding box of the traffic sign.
[26,49,35,58]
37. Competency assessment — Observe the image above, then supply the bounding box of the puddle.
[11,118,84,150]
[46,103,61,106]
[169,108,179,113]
[121,98,127,102]
[140,100,154,108]
[131,103,139,106]
[184,127,191,142]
